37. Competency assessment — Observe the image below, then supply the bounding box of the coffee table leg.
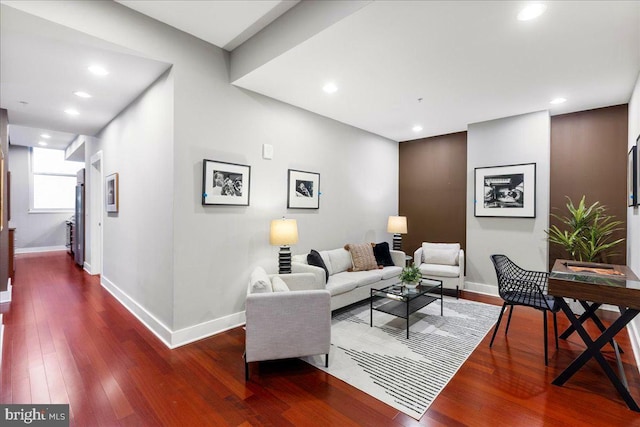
[370,292,373,327]
[406,300,410,339]
[440,283,443,316]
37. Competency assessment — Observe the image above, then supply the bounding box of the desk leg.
[559,300,622,353]
[553,299,640,412]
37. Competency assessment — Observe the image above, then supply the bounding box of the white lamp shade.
[270,218,299,246]
[387,216,407,234]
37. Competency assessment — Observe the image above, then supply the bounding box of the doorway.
[90,151,103,275]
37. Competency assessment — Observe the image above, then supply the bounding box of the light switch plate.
[262,144,274,160]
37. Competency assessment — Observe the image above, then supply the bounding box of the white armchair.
[414,242,465,296]
[245,267,331,380]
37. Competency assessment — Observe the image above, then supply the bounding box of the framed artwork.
[630,144,638,207]
[474,163,536,218]
[106,173,119,213]
[202,159,250,206]
[287,169,320,209]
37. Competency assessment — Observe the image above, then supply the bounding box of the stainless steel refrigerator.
[74,168,85,267]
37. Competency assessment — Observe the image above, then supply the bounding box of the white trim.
[83,262,93,275]
[16,246,66,254]
[90,150,103,276]
[171,311,246,348]
[0,314,3,367]
[1,280,12,304]
[100,275,246,349]
[464,280,499,297]
[100,275,173,347]
[627,320,640,376]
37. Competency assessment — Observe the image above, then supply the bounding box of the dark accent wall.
[399,132,467,257]
[550,104,628,268]
[1,108,8,292]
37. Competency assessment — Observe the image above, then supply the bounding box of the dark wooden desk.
[548,259,640,412]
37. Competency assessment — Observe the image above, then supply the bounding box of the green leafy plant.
[546,196,624,263]
[399,265,422,284]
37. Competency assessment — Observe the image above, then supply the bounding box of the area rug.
[304,298,501,420]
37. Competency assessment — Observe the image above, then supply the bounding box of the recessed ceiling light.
[323,82,338,94]
[64,108,80,116]
[74,91,92,98]
[88,65,109,76]
[517,3,547,21]
[40,133,51,139]
[38,141,48,146]
[550,97,566,104]
[412,125,423,132]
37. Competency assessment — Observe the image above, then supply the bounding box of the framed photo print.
[287,169,320,209]
[202,159,250,206]
[629,144,638,207]
[475,163,536,218]
[106,173,119,213]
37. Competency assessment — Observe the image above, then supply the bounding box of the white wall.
[466,111,551,293]
[8,145,70,250]
[627,71,640,361]
[10,1,398,346]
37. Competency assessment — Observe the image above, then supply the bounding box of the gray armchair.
[245,268,331,380]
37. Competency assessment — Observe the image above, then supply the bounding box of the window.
[31,147,83,211]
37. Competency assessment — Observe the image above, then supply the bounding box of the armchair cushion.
[419,263,461,278]
[308,249,330,282]
[421,242,460,266]
[271,276,290,292]
[250,266,273,293]
[372,242,395,267]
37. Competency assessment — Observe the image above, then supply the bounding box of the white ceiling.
[1,1,639,150]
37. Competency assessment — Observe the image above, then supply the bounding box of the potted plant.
[546,196,625,263]
[399,265,422,289]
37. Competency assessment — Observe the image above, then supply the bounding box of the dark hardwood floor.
[2,251,640,426]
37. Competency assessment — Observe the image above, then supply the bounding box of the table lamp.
[270,217,299,274]
[387,216,407,251]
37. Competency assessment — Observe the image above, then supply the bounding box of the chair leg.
[490,302,508,348]
[244,353,249,381]
[325,354,329,368]
[553,311,559,349]
[504,305,515,336]
[543,310,549,366]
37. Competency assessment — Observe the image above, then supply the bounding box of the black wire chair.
[489,254,560,365]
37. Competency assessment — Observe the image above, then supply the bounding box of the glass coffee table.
[370,278,443,339]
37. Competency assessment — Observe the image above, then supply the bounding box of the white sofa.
[291,247,405,311]
[245,267,331,380]
[414,242,465,296]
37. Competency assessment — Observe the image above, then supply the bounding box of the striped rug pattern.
[305,298,500,419]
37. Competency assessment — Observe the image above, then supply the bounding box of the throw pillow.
[271,276,290,292]
[250,266,273,293]
[424,248,459,266]
[307,249,330,282]
[345,243,378,271]
[372,242,394,267]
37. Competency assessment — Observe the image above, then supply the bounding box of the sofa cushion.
[292,254,308,264]
[307,249,329,282]
[372,242,395,267]
[325,275,358,296]
[345,243,378,271]
[327,248,352,274]
[333,270,382,288]
[419,263,460,278]
[380,265,403,280]
[422,242,460,265]
[250,266,273,293]
[271,276,290,292]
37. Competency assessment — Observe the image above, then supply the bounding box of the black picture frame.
[629,144,638,207]
[474,163,536,218]
[202,159,250,206]
[287,169,320,209]
[105,173,119,213]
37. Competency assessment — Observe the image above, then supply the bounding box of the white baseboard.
[16,245,67,254]
[0,280,12,304]
[100,275,173,347]
[171,311,246,348]
[100,275,244,349]
[464,281,498,297]
[83,262,93,275]
[627,318,640,375]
